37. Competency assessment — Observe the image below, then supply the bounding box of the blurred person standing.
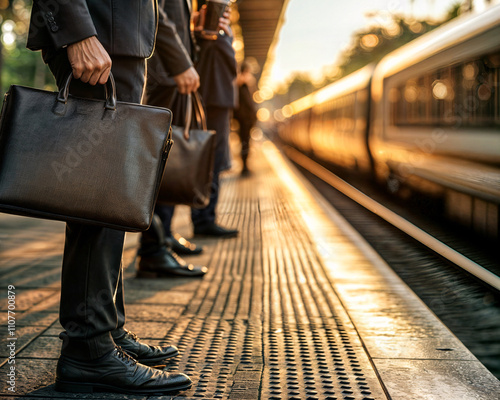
[234,60,257,175]
[26,0,192,394]
[190,0,239,237]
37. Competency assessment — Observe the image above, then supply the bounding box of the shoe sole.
[193,232,238,238]
[136,270,206,278]
[55,379,191,395]
[171,246,203,255]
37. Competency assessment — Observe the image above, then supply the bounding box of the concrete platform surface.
[0,139,499,400]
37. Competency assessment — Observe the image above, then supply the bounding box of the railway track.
[282,145,500,379]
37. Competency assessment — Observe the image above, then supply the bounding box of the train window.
[392,51,500,128]
[314,93,357,134]
[418,76,431,124]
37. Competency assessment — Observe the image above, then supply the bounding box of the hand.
[67,36,112,85]
[173,66,200,94]
[218,10,232,37]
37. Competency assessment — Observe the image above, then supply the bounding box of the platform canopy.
[236,0,288,77]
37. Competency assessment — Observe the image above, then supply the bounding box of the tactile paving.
[162,149,387,399]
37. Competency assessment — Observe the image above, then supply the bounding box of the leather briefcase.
[157,92,216,208]
[0,73,173,231]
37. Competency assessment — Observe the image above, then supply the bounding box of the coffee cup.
[202,0,231,37]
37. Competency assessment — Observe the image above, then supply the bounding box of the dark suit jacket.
[27,0,193,81]
[196,34,236,109]
[146,0,194,92]
[27,0,157,59]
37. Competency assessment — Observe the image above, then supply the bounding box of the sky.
[260,0,497,89]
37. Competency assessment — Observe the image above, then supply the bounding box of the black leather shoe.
[138,248,207,277]
[194,222,239,238]
[113,329,178,365]
[55,347,191,395]
[166,234,203,255]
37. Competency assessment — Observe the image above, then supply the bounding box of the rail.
[284,146,500,292]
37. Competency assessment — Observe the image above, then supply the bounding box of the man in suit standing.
[137,0,211,277]
[190,1,239,237]
[27,0,192,394]
[142,0,238,264]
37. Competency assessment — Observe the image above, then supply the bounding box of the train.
[277,5,500,239]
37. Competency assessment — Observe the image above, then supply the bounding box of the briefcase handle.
[57,72,117,111]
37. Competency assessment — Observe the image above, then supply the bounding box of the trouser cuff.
[110,327,127,340]
[59,331,115,360]
[138,243,167,257]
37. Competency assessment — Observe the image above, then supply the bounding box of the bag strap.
[192,92,208,131]
[183,91,209,140]
[183,94,193,140]
[169,89,209,140]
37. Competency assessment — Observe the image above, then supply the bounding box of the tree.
[270,1,466,109]
[1,0,54,92]
[333,15,440,81]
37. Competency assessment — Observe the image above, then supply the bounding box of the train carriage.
[278,65,374,173]
[278,5,500,238]
[371,5,500,237]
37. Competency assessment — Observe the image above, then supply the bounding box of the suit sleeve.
[33,0,97,50]
[154,5,193,77]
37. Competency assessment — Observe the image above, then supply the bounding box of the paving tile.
[0,263,62,288]
[18,336,61,359]
[124,289,195,306]
[0,289,58,312]
[124,304,186,321]
[125,275,203,293]
[123,321,176,339]
[0,358,56,396]
[0,311,58,327]
[374,359,500,400]
[29,292,61,313]
[344,309,446,339]
[365,336,478,361]
[42,321,64,337]
[0,325,48,358]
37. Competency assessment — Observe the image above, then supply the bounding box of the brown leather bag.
[157,92,216,208]
[0,73,173,231]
